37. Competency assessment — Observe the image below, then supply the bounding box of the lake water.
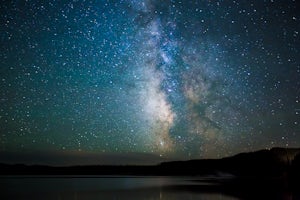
[0,176,297,200]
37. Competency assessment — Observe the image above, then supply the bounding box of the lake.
[0,176,297,200]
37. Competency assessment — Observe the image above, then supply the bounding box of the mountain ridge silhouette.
[0,147,299,178]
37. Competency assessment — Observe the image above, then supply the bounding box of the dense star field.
[0,0,299,164]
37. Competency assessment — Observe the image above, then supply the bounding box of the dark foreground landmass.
[1,147,300,200]
[0,147,299,179]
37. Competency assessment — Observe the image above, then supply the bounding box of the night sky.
[0,0,299,165]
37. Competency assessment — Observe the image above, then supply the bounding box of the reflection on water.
[0,176,298,200]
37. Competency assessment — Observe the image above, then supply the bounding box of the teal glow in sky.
[0,0,299,164]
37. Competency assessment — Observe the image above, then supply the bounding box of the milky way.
[0,0,299,163]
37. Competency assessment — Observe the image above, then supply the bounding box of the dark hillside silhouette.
[0,147,299,179]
